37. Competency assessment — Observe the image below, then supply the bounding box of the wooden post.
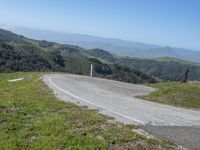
[79,61,83,75]
[90,64,93,77]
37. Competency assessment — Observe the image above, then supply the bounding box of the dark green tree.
[181,67,189,83]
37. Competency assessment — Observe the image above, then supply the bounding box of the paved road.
[43,74,200,149]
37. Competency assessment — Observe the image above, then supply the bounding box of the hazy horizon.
[0,0,199,50]
[1,24,200,52]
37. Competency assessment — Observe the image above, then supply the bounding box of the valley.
[1,1,200,150]
[1,28,200,150]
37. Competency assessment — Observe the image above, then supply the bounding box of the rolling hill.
[3,26,200,63]
[0,28,156,84]
[154,56,200,66]
[86,49,200,81]
[1,28,200,82]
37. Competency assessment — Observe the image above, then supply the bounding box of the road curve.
[43,74,200,149]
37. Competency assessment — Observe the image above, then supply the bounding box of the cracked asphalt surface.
[43,74,200,150]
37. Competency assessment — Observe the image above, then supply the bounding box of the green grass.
[81,52,111,64]
[154,56,200,66]
[0,72,177,150]
[141,82,200,109]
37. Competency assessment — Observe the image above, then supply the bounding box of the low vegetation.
[0,28,156,84]
[141,82,200,109]
[1,28,200,82]
[0,72,177,149]
[154,56,200,67]
[115,57,200,81]
[86,49,200,81]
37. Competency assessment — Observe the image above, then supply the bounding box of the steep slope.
[0,28,156,84]
[0,28,23,43]
[154,56,200,66]
[85,48,200,81]
[3,26,200,62]
[83,48,117,62]
[116,58,200,81]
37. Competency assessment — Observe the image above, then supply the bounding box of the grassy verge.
[141,82,200,109]
[0,72,176,149]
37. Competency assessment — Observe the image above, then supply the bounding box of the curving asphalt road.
[43,74,200,150]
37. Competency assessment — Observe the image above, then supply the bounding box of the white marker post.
[90,64,93,77]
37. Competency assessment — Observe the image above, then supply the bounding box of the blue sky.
[0,0,199,50]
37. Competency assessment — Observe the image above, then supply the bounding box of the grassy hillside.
[84,48,117,62]
[0,72,176,149]
[0,28,156,84]
[154,56,200,66]
[2,28,200,82]
[141,82,200,109]
[115,57,200,81]
[84,48,200,81]
[9,26,200,62]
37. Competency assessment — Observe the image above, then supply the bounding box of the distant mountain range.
[85,48,200,81]
[1,25,200,62]
[1,27,200,81]
[0,28,156,83]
